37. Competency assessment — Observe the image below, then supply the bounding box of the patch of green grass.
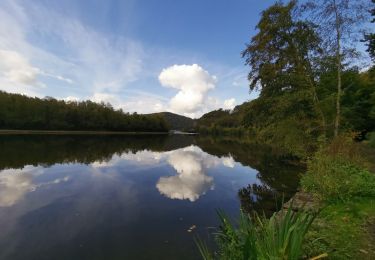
[300,137,375,258]
[304,198,375,259]
[301,153,375,202]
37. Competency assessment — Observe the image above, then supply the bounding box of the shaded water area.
[0,135,302,260]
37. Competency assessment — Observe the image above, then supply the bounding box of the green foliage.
[197,126,248,136]
[341,68,375,135]
[197,208,316,260]
[367,132,375,148]
[196,1,375,158]
[241,0,326,153]
[364,0,375,61]
[0,91,169,132]
[300,135,375,258]
[197,109,242,130]
[152,112,196,131]
[302,154,375,202]
[301,136,375,202]
[241,0,321,96]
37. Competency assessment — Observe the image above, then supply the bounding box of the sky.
[0,0,275,118]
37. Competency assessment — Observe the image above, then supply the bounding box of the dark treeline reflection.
[0,134,195,170]
[0,135,302,215]
[195,136,303,216]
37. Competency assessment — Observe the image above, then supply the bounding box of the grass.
[301,136,375,259]
[196,207,317,260]
[301,153,375,202]
[304,198,375,259]
[301,135,375,202]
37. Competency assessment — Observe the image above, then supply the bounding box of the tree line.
[197,0,375,157]
[0,91,169,132]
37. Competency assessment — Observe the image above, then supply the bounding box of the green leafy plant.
[197,207,317,260]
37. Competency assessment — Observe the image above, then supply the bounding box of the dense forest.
[0,91,169,132]
[197,0,375,157]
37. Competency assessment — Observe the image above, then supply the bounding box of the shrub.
[301,153,375,202]
[196,208,316,260]
[367,132,375,148]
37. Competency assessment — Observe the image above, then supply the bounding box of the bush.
[196,208,316,260]
[367,132,375,148]
[301,153,375,202]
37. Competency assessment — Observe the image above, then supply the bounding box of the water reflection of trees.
[0,135,195,170]
[195,136,304,215]
[238,183,282,217]
[0,134,303,214]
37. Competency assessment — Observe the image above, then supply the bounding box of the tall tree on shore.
[364,0,375,61]
[303,0,369,136]
[242,0,327,135]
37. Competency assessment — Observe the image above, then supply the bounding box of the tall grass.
[196,207,316,260]
[301,154,375,202]
[301,135,375,202]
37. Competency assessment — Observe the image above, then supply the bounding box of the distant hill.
[151,112,196,131]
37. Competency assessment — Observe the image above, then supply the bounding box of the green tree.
[0,91,169,132]
[240,1,325,155]
[364,0,375,61]
[303,0,370,136]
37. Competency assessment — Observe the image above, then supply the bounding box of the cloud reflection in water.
[156,146,234,202]
[0,166,69,207]
[157,148,214,202]
[91,145,236,202]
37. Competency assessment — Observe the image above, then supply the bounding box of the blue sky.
[0,0,275,117]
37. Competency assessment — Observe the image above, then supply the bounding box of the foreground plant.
[196,207,317,260]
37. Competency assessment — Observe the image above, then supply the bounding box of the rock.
[282,191,319,213]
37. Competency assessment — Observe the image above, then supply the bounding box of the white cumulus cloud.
[158,64,217,115]
[90,93,120,106]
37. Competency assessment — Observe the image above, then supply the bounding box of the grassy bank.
[300,136,375,259]
[304,198,375,259]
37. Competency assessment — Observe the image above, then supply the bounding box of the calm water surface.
[0,135,302,260]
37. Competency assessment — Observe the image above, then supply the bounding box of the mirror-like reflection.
[156,146,229,202]
[0,135,302,260]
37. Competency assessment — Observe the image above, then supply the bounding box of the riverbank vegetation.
[300,136,375,259]
[197,0,375,158]
[0,91,169,132]
[197,208,316,260]
[197,0,375,259]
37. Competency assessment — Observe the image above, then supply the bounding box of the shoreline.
[0,130,171,135]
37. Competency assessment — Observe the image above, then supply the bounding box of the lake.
[0,135,302,260]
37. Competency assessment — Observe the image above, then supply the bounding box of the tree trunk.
[333,0,342,137]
